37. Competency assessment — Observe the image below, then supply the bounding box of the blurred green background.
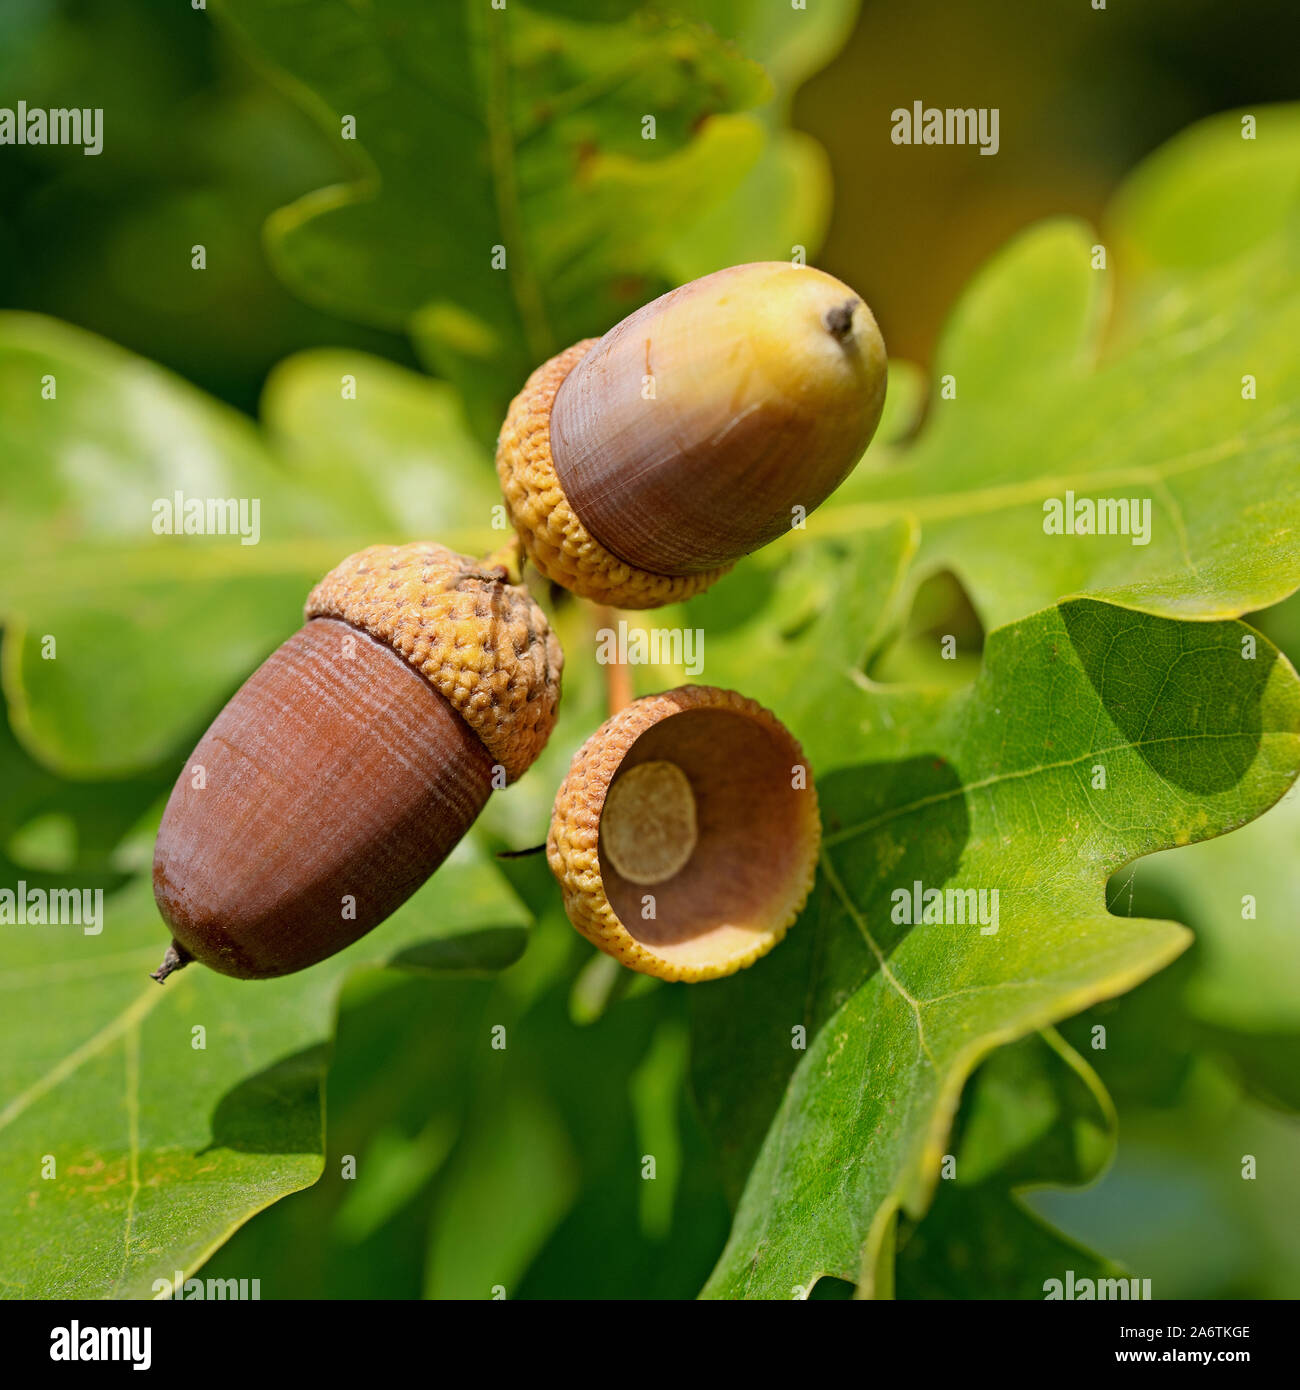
[5,0,1300,412]
[2,0,1299,1299]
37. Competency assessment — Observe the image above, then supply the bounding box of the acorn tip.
[150,941,190,984]
[823,297,860,341]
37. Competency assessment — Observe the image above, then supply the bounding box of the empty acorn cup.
[548,686,821,982]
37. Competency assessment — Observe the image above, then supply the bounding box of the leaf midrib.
[0,979,167,1135]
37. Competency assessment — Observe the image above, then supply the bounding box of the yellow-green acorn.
[496,262,887,608]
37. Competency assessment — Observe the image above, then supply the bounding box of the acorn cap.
[306,541,563,782]
[548,686,820,982]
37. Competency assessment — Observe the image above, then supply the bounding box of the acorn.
[548,686,820,982]
[496,261,887,609]
[151,542,562,982]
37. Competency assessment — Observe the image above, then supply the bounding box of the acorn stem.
[592,605,634,717]
[150,940,191,984]
[823,297,861,341]
[480,534,524,585]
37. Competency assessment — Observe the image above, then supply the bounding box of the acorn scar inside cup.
[548,686,821,982]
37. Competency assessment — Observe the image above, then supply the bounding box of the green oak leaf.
[1103,776,1300,1110]
[943,1028,1115,1192]
[259,348,501,541]
[199,968,540,1299]
[616,517,921,764]
[507,959,732,1300]
[423,1069,578,1300]
[1098,574,1300,1110]
[0,813,531,1299]
[0,644,169,888]
[1133,781,1300,1038]
[1031,1045,1300,1298]
[896,1030,1128,1300]
[821,106,1300,629]
[677,518,920,769]
[0,315,495,777]
[215,0,771,435]
[692,584,1300,1298]
[897,1186,1128,1301]
[203,917,731,1300]
[0,571,533,1298]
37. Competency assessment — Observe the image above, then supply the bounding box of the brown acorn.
[496,261,887,608]
[548,686,820,982]
[151,542,562,981]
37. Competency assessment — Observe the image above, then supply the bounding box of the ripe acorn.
[496,261,887,608]
[151,542,562,982]
[548,686,820,982]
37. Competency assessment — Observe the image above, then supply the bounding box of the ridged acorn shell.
[152,542,562,980]
[497,262,886,605]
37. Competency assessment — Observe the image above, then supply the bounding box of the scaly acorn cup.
[548,686,820,982]
[496,261,887,608]
[151,542,562,982]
